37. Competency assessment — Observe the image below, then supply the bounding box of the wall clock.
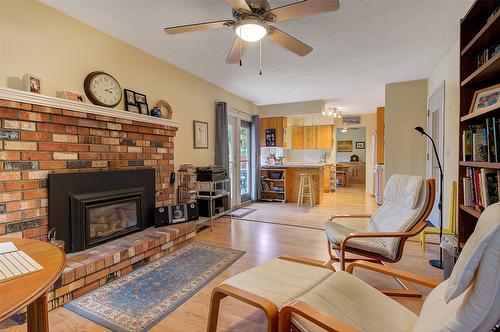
[83,71,122,108]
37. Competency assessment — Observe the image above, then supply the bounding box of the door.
[291,126,304,149]
[303,126,317,149]
[427,83,445,227]
[240,120,251,202]
[228,116,253,206]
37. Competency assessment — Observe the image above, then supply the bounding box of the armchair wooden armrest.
[279,300,361,332]
[346,260,441,288]
[328,214,372,221]
[278,256,336,271]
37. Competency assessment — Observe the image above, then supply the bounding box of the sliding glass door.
[240,121,251,202]
[228,116,252,206]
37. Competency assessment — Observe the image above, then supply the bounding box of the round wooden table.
[0,238,66,332]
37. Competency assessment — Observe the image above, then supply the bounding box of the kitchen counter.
[261,163,333,205]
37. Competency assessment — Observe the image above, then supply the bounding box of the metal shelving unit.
[196,179,231,231]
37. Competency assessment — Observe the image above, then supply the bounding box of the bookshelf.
[458,0,500,248]
[260,168,286,202]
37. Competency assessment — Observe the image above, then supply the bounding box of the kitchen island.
[261,163,332,205]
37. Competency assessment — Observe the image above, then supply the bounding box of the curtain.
[215,102,229,171]
[251,115,261,201]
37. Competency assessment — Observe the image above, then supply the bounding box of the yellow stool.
[420,181,456,250]
[297,174,315,207]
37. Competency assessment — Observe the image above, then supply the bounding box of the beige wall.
[385,79,428,180]
[0,0,257,169]
[428,40,460,230]
[259,100,325,117]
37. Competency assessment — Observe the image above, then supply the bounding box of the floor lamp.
[415,126,444,269]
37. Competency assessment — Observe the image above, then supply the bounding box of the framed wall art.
[469,83,500,114]
[337,140,353,152]
[194,121,208,149]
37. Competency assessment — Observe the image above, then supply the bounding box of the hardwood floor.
[0,192,442,332]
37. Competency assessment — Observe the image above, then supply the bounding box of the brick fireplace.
[0,95,178,241]
[0,89,199,315]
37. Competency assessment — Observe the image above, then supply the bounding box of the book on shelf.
[462,167,500,209]
[462,118,500,162]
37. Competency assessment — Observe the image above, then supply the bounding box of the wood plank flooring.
[0,190,442,332]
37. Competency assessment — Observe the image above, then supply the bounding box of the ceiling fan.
[164,0,340,64]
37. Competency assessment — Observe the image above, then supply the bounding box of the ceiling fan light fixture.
[234,18,269,42]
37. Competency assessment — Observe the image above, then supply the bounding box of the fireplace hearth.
[49,169,155,253]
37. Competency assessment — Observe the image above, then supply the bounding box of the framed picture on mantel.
[194,121,208,149]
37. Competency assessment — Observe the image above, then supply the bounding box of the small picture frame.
[124,89,136,106]
[63,90,86,103]
[23,74,41,94]
[194,121,208,149]
[356,141,365,149]
[469,83,500,114]
[135,93,147,104]
[139,102,149,115]
[127,105,140,114]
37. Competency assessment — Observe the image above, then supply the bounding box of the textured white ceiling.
[41,0,472,114]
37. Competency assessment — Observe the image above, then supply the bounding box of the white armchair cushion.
[292,271,418,332]
[445,202,500,302]
[325,175,428,260]
[384,174,424,209]
[221,258,333,308]
[413,203,500,332]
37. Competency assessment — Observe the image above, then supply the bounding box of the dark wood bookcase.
[458,0,500,248]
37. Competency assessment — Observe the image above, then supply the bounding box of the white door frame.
[426,81,445,227]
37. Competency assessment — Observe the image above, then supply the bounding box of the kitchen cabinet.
[316,125,334,149]
[291,126,304,149]
[323,165,332,192]
[348,163,366,183]
[302,126,317,149]
[260,117,287,147]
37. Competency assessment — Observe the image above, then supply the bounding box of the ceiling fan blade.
[226,37,248,64]
[164,20,234,34]
[267,26,313,56]
[226,0,252,13]
[264,0,339,22]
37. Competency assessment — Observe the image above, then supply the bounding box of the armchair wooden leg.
[207,284,279,332]
[207,288,228,332]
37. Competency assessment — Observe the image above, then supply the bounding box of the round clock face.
[84,72,122,107]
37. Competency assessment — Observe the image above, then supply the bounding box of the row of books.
[260,181,284,193]
[477,44,500,68]
[462,167,499,208]
[462,117,500,162]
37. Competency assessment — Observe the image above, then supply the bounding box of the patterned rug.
[65,242,245,332]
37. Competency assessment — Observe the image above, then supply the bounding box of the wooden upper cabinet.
[303,126,317,149]
[376,107,385,164]
[260,117,287,147]
[291,126,304,149]
[316,125,333,149]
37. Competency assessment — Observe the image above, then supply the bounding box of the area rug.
[230,207,257,218]
[65,242,245,332]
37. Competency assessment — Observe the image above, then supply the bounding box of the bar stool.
[297,174,315,207]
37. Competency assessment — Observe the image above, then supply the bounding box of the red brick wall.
[0,99,177,240]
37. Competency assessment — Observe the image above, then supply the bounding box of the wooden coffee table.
[0,238,66,332]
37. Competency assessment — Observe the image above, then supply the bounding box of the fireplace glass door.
[86,196,140,247]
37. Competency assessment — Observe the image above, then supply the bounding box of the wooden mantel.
[0,87,182,128]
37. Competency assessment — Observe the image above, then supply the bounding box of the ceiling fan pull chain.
[239,28,243,66]
[259,39,263,75]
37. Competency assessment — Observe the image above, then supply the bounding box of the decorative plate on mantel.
[155,100,172,119]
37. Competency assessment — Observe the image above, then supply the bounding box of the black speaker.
[169,204,188,224]
[154,206,170,227]
[186,202,199,221]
